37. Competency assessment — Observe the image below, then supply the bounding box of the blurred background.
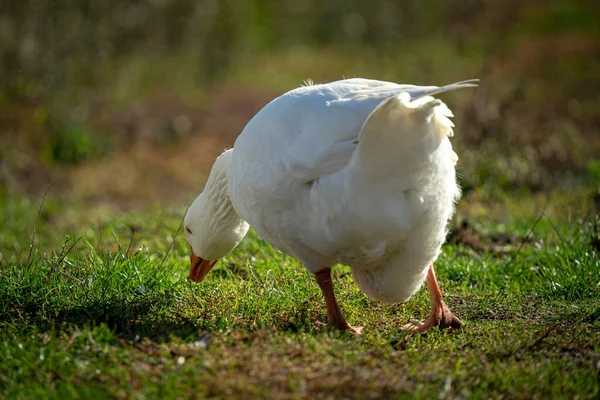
[1,0,599,209]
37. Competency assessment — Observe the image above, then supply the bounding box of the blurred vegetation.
[0,0,599,203]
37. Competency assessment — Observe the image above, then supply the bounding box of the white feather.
[187,78,477,305]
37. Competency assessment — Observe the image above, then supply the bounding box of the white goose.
[184,78,477,334]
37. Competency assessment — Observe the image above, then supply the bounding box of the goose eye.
[186,227,192,235]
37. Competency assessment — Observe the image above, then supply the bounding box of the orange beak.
[189,246,218,283]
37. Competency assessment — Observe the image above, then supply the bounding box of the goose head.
[184,149,249,282]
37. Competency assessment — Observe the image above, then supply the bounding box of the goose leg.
[401,264,463,333]
[314,268,363,334]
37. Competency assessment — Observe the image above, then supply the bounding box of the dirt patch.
[446,220,533,253]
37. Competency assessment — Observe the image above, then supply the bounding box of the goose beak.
[189,247,217,282]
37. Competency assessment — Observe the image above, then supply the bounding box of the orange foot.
[338,322,364,335]
[401,303,463,333]
[401,264,464,334]
[315,268,364,335]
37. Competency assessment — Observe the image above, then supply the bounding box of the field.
[2,187,600,398]
[2,1,600,399]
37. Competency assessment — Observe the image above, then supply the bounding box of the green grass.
[1,189,599,399]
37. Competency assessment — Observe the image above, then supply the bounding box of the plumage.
[185,78,477,333]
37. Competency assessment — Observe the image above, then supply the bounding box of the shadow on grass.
[2,287,326,342]
[60,302,201,341]
[1,291,203,342]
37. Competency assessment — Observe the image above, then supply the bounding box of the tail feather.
[353,89,465,176]
[338,79,479,104]
[403,79,479,102]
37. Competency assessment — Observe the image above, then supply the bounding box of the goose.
[184,78,477,334]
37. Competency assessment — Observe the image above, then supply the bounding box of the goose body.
[185,78,477,333]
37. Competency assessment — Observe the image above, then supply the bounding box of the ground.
[1,161,599,398]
